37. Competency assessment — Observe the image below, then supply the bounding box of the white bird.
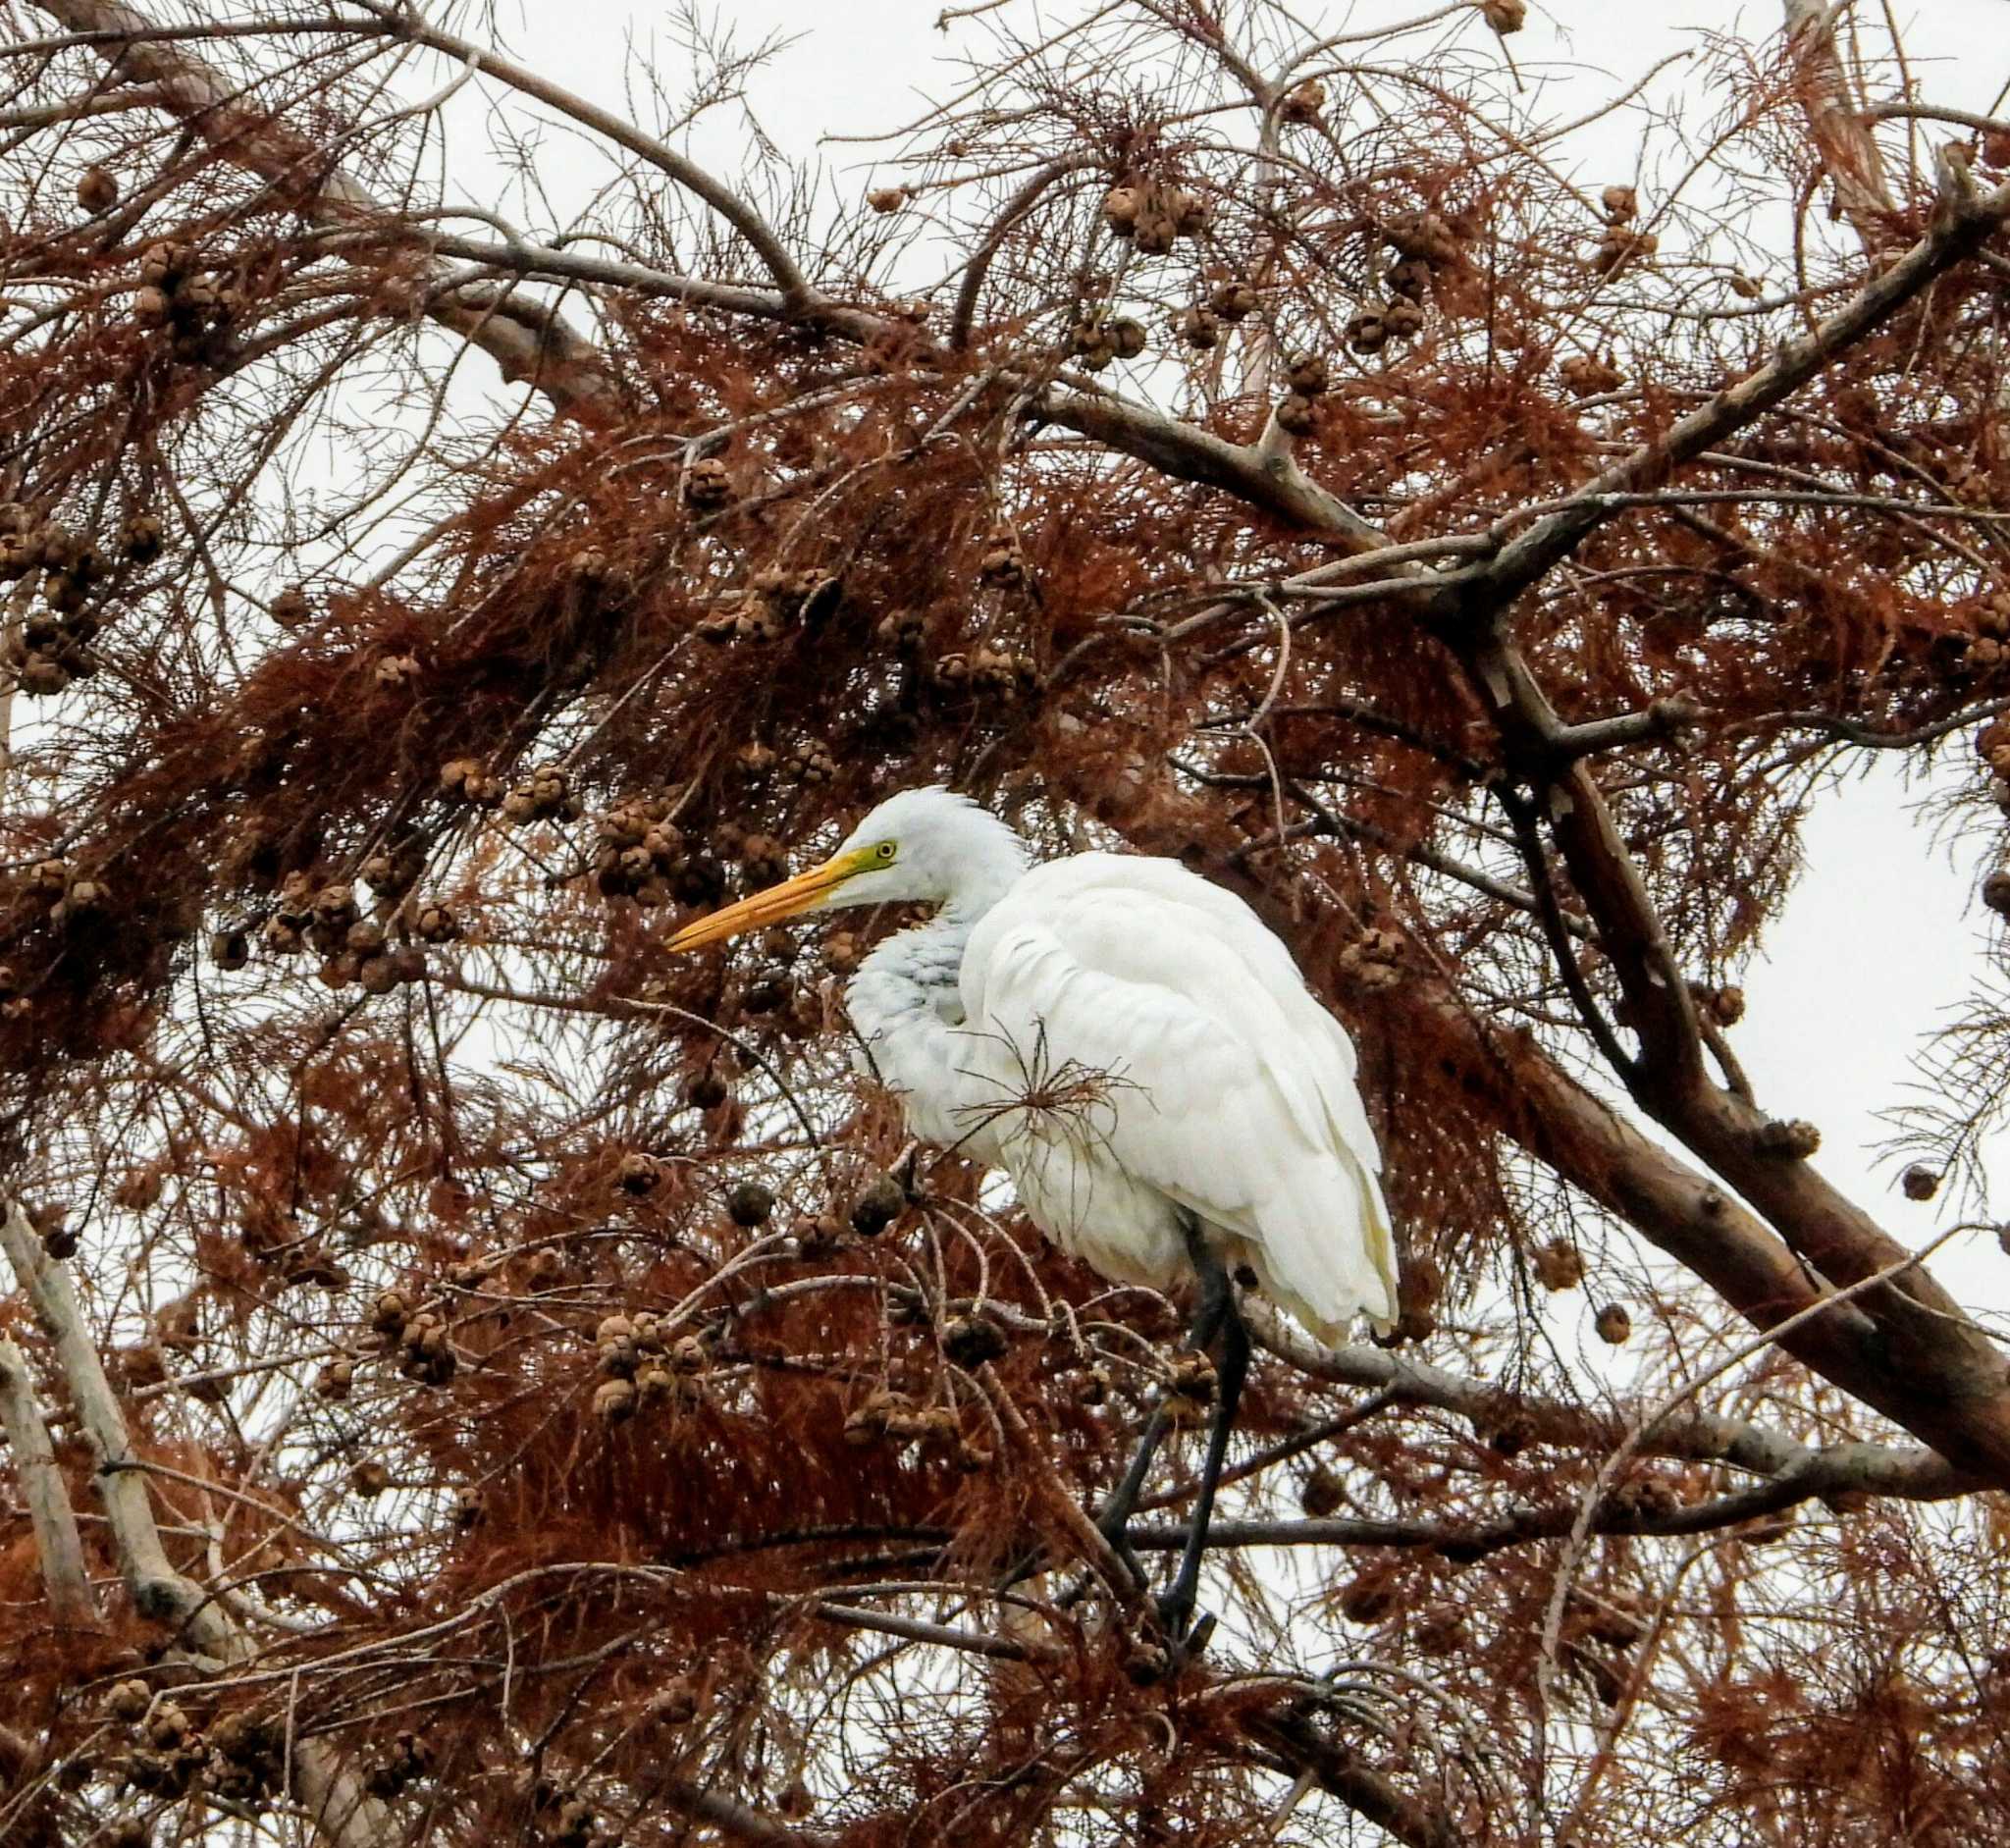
[666,786,1398,1641]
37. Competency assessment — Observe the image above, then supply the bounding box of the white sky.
[455,1,2010,1319]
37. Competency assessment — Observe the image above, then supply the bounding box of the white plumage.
[959,853,1397,1341]
[667,786,1399,1642]
[670,786,1399,1343]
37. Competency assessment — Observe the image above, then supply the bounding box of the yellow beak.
[663,850,865,954]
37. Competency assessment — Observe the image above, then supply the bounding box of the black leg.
[1152,1290,1248,1646]
[1094,1220,1233,1555]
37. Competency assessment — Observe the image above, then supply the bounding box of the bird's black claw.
[1125,1604,1215,1682]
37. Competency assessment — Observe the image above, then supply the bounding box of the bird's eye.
[874,842,896,861]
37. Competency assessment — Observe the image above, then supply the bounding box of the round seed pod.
[143,1703,190,1750]
[941,1313,1006,1367]
[1285,352,1329,395]
[684,1068,729,1110]
[1279,78,1325,123]
[261,916,304,956]
[119,512,164,562]
[1068,317,1115,370]
[740,833,787,885]
[1984,871,2010,919]
[978,537,1026,586]
[1132,207,1176,255]
[1601,185,1639,223]
[1299,1465,1345,1517]
[788,741,836,784]
[349,1459,392,1496]
[1594,1302,1632,1345]
[593,1377,638,1424]
[1412,1604,1467,1656]
[850,1173,905,1236]
[355,955,398,996]
[42,572,85,615]
[77,164,119,214]
[19,656,72,697]
[1346,309,1389,353]
[132,285,173,326]
[1177,305,1220,350]
[106,1678,152,1723]
[209,929,249,971]
[686,456,732,506]
[413,902,460,944]
[1383,297,1426,339]
[1107,316,1146,359]
[1207,279,1257,321]
[1101,185,1139,236]
[1169,186,1210,236]
[1901,1164,1940,1201]
[374,654,421,691]
[867,185,907,213]
[175,275,220,320]
[370,1290,410,1337]
[792,1212,846,1259]
[316,1358,353,1400]
[1560,353,1624,396]
[1386,256,1434,302]
[138,240,190,287]
[727,1180,775,1227]
[271,585,311,628]
[311,882,357,927]
[615,1152,661,1195]
[1533,1238,1584,1291]
[1593,228,1659,275]
[1339,1565,1400,1624]
[1482,0,1525,31]
[1274,393,1318,436]
[1385,210,1459,265]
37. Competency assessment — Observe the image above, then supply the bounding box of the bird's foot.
[1123,1601,1216,1684]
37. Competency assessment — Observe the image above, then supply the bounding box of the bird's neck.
[847,818,1025,1030]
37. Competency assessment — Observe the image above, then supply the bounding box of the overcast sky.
[448,0,2010,1321]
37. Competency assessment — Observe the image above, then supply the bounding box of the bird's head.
[664,786,1027,954]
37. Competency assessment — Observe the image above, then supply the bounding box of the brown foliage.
[0,3,2007,1845]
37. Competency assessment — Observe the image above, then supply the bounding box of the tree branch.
[1469,157,2010,611]
[28,0,623,417]
[0,1203,394,1848]
[0,1335,95,1626]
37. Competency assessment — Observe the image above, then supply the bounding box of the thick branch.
[1127,1436,1962,1558]
[1034,384,1392,554]
[28,0,623,416]
[0,1205,393,1848]
[355,6,812,307]
[1087,781,2010,1480]
[1471,160,2010,610]
[0,1335,95,1626]
[1783,0,1896,251]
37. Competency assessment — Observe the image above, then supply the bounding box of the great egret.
[666,786,1398,1642]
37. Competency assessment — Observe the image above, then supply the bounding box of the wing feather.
[963,853,1398,1337]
